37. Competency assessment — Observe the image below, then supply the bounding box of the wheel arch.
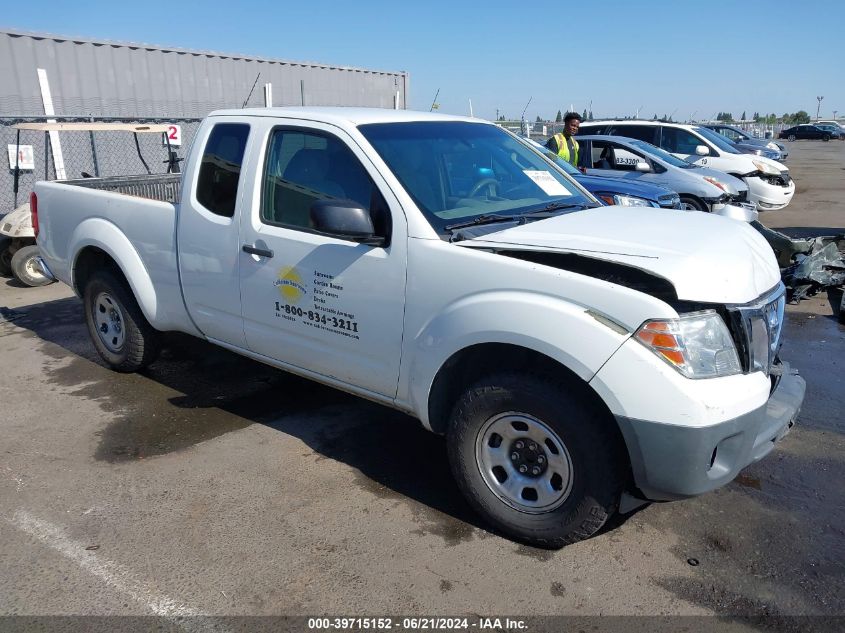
[428,343,623,441]
[429,342,634,500]
[69,219,160,327]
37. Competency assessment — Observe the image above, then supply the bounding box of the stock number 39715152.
[275,302,359,333]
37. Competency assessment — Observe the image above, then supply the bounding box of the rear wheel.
[447,372,623,547]
[679,196,707,211]
[823,134,830,142]
[788,134,796,142]
[10,245,54,287]
[83,269,160,372]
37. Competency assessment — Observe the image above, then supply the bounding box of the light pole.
[816,96,824,120]
[834,110,838,122]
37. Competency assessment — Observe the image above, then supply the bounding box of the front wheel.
[447,372,623,547]
[680,196,707,211]
[823,134,830,142]
[10,245,54,287]
[83,270,161,372]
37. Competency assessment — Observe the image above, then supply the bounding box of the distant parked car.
[520,137,682,209]
[573,135,750,212]
[702,124,787,161]
[779,125,840,141]
[813,123,845,139]
[815,121,845,133]
[578,120,794,210]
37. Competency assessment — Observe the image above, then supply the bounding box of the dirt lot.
[1,140,843,631]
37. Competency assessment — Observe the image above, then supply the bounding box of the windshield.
[627,139,694,168]
[693,126,742,154]
[359,121,595,234]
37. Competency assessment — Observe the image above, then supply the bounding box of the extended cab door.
[178,118,253,348]
[238,120,407,397]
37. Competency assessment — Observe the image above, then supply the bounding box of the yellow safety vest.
[554,133,579,167]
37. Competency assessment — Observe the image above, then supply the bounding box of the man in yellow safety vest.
[546,112,582,168]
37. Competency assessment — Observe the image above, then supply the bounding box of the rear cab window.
[196,123,250,217]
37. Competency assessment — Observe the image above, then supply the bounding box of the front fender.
[69,218,161,327]
[402,290,631,429]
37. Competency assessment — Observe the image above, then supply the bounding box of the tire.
[10,245,54,287]
[679,196,707,211]
[0,236,12,277]
[83,269,161,372]
[823,134,830,142]
[446,372,623,548]
[788,134,796,142]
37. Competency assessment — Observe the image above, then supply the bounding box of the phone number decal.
[275,302,360,339]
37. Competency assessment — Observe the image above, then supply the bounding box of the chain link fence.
[1,116,202,214]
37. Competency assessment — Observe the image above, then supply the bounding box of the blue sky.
[4,0,844,121]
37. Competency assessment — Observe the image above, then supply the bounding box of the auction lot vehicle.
[32,108,805,547]
[518,137,682,209]
[579,121,795,211]
[574,135,751,213]
[779,124,840,141]
[701,124,787,162]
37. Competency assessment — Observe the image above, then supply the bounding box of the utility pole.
[816,96,824,120]
[833,110,838,122]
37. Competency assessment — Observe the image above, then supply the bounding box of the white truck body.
[33,108,805,547]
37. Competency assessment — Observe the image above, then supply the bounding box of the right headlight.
[634,310,741,379]
[752,159,780,176]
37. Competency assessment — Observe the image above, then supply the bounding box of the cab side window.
[660,127,702,154]
[261,129,390,240]
[196,123,250,218]
[607,125,658,144]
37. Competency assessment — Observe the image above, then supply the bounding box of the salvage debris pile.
[752,221,845,319]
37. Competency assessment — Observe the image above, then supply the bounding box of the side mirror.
[635,161,652,172]
[310,199,384,246]
[695,145,710,156]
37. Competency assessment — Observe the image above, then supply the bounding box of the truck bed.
[59,173,181,203]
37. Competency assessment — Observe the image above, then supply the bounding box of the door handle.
[242,244,274,258]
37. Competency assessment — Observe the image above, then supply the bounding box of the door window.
[195,123,250,217]
[261,129,388,237]
[606,125,658,144]
[660,127,703,154]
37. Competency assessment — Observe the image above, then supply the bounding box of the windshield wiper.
[444,214,520,231]
[521,201,593,217]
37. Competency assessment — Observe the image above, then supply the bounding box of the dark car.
[779,125,840,141]
[702,124,788,161]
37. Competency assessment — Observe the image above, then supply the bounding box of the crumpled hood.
[458,206,780,304]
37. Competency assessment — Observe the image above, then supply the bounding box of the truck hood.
[458,206,779,304]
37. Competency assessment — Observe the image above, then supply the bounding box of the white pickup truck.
[32,108,805,547]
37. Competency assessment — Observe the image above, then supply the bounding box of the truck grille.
[724,283,786,376]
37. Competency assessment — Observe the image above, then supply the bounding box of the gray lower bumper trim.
[616,363,805,501]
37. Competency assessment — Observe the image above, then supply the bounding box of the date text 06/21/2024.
[307,617,527,630]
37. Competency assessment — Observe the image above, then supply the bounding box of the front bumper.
[616,362,805,501]
[747,176,795,211]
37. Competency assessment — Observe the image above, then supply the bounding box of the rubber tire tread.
[84,269,161,372]
[10,245,53,287]
[446,371,623,548]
